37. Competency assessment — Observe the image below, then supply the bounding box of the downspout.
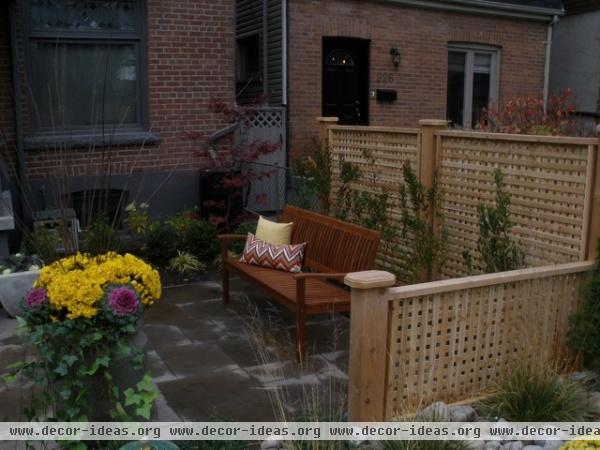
[8,0,29,220]
[282,0,287,106]
[262,0,269,100]
[543,14,560,116]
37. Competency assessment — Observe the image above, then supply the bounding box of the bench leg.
[296,311,306,363]
[222,266,230,305]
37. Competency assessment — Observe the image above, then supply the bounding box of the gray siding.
[267,0,283,105]
[235,0,283,105]
[550,10,600,133]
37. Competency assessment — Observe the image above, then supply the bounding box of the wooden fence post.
[316,116,339,148]
[417,119,448,281]
[418,119,448,189]
[345,270,396,421]
[587,127,600,259]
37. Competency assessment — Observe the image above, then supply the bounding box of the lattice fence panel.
[328,126,420,275]
[384,267,588,417]
[437,132,595,278]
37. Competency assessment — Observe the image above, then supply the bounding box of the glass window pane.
[30,0,138,32]
[474,53,492,73]
[472,72,491,127]
[326,50,355,67]
[32,42,138,129]
[447,52,465,126]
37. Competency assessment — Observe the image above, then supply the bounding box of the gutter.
[281,0,287,106]
[543,14,560,116]
[379,0,564,21]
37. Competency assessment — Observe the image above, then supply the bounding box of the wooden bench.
[219,205,380,359]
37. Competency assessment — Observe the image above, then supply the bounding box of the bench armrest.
[218,234,248,258]
[294,273,347,310]
[293,272,347,281]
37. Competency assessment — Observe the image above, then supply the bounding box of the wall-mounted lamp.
[390,47,400,70]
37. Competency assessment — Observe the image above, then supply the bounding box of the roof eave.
[380,0,564,20]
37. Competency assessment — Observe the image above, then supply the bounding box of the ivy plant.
[463,169,525,274]
[398,162,447,282]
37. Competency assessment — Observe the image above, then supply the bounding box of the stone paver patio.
[0,271,350,425]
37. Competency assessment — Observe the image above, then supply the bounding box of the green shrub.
[477,359,591,421]
[183,220,218,263]
[168,251,206,275]
[568,240,600,372]
[123,201,150,236]
[463,169,525,274]
[85,216,122,256]
[25,226,59,264]
[167,209,199,246]
[230,221,256,254]
[294,142,332,214]
[143,222,179,266]
[398,162,447,282]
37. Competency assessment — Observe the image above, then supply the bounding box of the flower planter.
[9,253,162,422]
[0,270,40,318]
[81,323,150,421]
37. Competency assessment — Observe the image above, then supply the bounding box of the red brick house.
[0,0,235,219]
[238,0,564,160]
[0,0,563,220]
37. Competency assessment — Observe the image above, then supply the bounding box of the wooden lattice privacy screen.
[346,261,595,421]
[328,125,599,280]
[328,126,420,273]
[331,122,600,421]
[438,131,598,278]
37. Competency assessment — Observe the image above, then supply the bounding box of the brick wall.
[287,0,548,160]
[0,4,17,178]
[0,0,235,182]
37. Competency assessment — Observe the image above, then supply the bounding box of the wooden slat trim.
[330,125,420,134]
[435,129,598,145]
[386,261,595,300]
[581,144,598,259]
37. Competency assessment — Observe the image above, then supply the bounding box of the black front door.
[322,37,369,125]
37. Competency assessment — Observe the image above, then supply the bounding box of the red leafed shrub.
[479,89,578,136]
[186,97,281,229]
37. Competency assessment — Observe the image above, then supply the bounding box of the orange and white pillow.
[240,233,306,273]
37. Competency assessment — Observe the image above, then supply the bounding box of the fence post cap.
[317,116,340,123]
[418,119,449,127]
[345,270,396,289]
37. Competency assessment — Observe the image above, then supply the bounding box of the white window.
[447,45,500,128]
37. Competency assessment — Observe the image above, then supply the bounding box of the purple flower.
[107,286,140,316]
[25,288,47,308]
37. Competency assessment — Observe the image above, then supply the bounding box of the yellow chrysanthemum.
[35,252,161,320]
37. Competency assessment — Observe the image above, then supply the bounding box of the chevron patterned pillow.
[239,233,306,273]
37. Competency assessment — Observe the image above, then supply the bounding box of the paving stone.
[143,300,189,323]
[146,350,178,383]
[142,323,192,350]
[157,342,239,377]
[157,371,272,421]
[0,275,350,426]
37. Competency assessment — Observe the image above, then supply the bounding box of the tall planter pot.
[60,322,150,422]
[0,270,40,318]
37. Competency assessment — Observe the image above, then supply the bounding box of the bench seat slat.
[228,259,351,312]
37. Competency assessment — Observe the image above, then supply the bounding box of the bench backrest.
[280,205,380,274]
